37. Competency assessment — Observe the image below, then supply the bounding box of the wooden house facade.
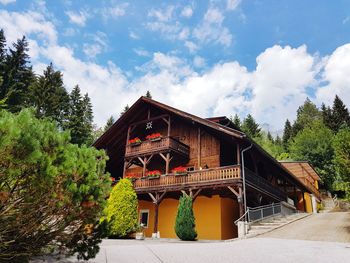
[94,97,317,240]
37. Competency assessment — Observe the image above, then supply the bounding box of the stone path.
[259,212,350,243]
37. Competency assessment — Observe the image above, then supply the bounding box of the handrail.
[234,210,249,226]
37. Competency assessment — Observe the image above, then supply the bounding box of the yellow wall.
[221,198,239,239]
[304,192,313,213]
[138,200,155,237]
[138,195,239,240]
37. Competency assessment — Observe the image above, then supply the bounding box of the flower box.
[146,170,162,177]
[128,137,142,146]
[146,133,162,142]
[172,166,187,176]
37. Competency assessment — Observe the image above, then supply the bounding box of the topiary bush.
[103,178,138,237]
[174,194,197,241]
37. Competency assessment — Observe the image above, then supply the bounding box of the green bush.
[103,178,138,237]
[0,109,111,262]
[175,195,197,241]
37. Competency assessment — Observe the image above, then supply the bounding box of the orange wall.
[221,198,239,239]
[296,192,313,213]
[138,195,239,240]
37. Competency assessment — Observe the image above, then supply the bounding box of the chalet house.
[94,97,320,240]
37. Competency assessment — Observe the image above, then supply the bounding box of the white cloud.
[148,6,174,22]
[251,45,318,129]
[129,31,139,39]
[101,3,128,20]
[65,10,88,26]
[184,41,199,53]
[193,7,233,47]
[133,48,150,57]
[181,6,193,18]
[0,0,16,5]
[227,0,241,11]
[316,44,350,107]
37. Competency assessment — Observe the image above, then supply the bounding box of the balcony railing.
[125,136,190,158]
[133,165,241,191]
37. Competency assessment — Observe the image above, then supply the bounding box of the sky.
[1,0,350,133]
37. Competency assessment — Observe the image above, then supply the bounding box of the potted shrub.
[128,137,142,146]
[172,166,187,176]
[146,133,162,142]
[146,170,161,179]
[135,224,145,240]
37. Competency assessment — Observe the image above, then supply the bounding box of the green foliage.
[175,195,197,241]
[291,98,321,136]
[65,85,94,145]
[145,90,152,99]
[103,178,138,238]
[120,104,130,116]
[104,115,115,132]
[29,63,69,127]
[330,95,350,132]
[231,113,241,129]
[282,119,292,150]
[241,114,261,138]
[254,132,286,159]
[0,36,34,112]
[0,109,111,261]
[333,127,350,182]
[289,120,334,189]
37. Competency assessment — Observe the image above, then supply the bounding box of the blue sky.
[1,0,350,132]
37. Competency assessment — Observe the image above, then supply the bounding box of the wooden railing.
[133,165,241,190]
[125,136,190,158]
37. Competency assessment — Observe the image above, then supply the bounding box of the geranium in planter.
[128,137,142,146]
[146,170,161,178]
[146,133,162,141]
[172,166,187,176]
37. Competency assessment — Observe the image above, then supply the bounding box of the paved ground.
[260,212,350,243]
[33,212,350,263]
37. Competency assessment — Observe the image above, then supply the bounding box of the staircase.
[320,192,337,213]
[246,213,309,238]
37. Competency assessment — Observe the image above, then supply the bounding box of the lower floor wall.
[296,192,316,213]
[138,195,239,240]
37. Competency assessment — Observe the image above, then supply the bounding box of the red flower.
[146,133,162,140]
[146,170,161,177]
[172,166,187,174]
[128,137,141,144]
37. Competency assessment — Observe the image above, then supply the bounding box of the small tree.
[104,178,138,237]
[175,195,197,241]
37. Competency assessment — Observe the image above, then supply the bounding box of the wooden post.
[197,127,201,169]
[142,157,147,177]
[165,152,170,174]
[154,203,159,233]
[167,116,171,137]
[238,187,244,217]
[293,186,297,207]
[302,191,307,212]
[236,144,241,165]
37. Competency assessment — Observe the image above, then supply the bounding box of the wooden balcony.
[125,136,190,159]
[133,165,241,193]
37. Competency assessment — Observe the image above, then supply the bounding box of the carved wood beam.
[227,186,240,198]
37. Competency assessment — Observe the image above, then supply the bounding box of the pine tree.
[104,115,115,132]
[0,36,34,112]
[145,90,152,99]
[66,85,93,145]
[267,131,274,142]
[175,194,197,241]
[29,63,69,127]
[232,113,241,129]
[282,119,292,150]
[0,29,6,76]
[291,98,321,136]
[321,103,333,131]
[241,114,261,138]
[120,104,130,116]
[331,95,350,132]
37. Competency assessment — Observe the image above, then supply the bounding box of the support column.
[153,204,159,234]
[236,144,241,165]
[302,191,307,212]
[293,186,297,207]
[238,187,244,217]
[197,127,201,169]
[148,192,166,238]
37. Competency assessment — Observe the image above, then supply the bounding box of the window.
[139,209,149,228]
[187,166,195,172]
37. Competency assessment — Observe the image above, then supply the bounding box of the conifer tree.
[0,29,6,76]
[29,63,69,127]
[175,195,197,241]
[232,113,241,129]
[0,36,34,112]
[331,95,350,132]
[66,85,93,145]
[241,114,261,138]
[282,119,292,150]
[104,115,115,131]
[120,104,130,116]
[267,131,274,142]
[145,90,152,99]
[321,103,333,131]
